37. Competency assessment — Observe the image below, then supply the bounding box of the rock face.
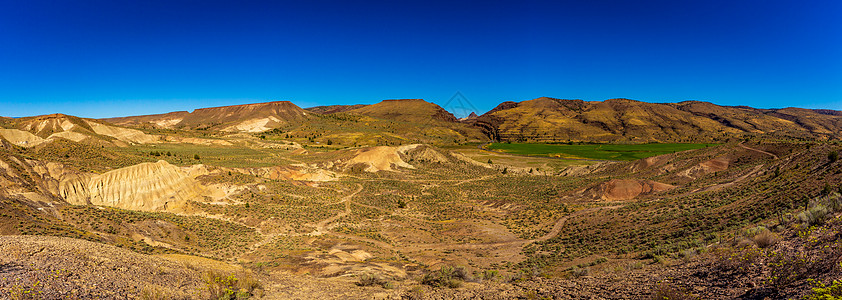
[60,160,205,212]
[347,145,417,172]
[0,129,46,147]
[3,113,161,147]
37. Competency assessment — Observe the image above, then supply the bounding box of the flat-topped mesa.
[190,100,300,114]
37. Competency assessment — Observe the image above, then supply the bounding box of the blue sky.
[1,0,840,118]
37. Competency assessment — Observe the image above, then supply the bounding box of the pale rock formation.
[86,121,160,144]
[0,129,46,147]
[60,160,205,212]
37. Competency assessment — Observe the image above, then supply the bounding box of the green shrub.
[804,279,842,300]
[203,270,261,300]
[571,266,589,277]
[766,252,809,292]
[356,273,387,287]
[482,270,499,281]
[798,205,829,227]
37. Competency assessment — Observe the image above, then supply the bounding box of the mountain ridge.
[88,97,842,143]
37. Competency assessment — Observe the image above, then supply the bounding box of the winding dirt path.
[738,142,779,159]
[691,164,765,193]
[398,205,623,250]
[309,183,362,236]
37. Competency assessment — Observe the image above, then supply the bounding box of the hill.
[0,113,160,147]
[306,104,366,114]
[105,101,311,132]
[471,97,842,142]
[344,99,459,123]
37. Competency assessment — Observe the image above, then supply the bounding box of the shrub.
[482,270,499,281]
[571,266,590,277]
[798,205,829,227]
[752,230,780,248]
[203,270,262,300]
[804,279,842,300]
[420,266,462,288]
[829,151,838,163]
[713,246,764,275]
[765,251,809,292]
[650,282,697,300]
[404,286,425,300]
[140,286,170,300]
[356,273,387,287]
[679,248,698,259]
[628,261,645,270]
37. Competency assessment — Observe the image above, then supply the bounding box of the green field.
[486,142,718,161]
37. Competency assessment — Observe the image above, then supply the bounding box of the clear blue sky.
[1,0,840,118]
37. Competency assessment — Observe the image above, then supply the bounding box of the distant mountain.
[458,112,478,121]
[0,113,159,147]
[470,97,842,142]
[95,97,842,142]
[104,101,310,132]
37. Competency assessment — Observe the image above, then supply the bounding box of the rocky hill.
[305,104,366,114]
[470,97,842,142]
[343,99,459,123]
[104,101,311,132]
[0,113,160,147]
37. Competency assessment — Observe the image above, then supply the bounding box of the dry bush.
[713,246,764,276]
[140,286,170,300]
[650,282,698,300]
[752,230,781,248]
[203,270,262,300]
[356,273,387,287]
[570,266,590,278]
[765,251,809,293]
[420,266,462,288]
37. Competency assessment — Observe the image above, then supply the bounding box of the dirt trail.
[344,174,495,185]
[738,142,779,159]
[691,164,765,193]
[400,205,622,250]
[534,205,622,242]
[310,183,363,236]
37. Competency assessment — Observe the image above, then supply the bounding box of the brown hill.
[472,97,842,142]
[103,111,190,128]
[306,104,366,114]
[458,112,479,121]
[346,99,458,123]
[105,101,311,132]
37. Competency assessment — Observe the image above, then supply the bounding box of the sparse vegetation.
[203,270,262,300]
